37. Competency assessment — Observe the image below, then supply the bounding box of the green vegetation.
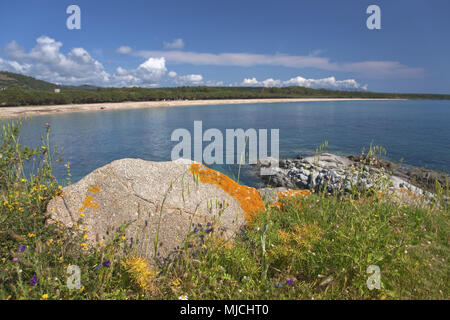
[0,71,59,91]
[0,121,448,300]
[1,71,450,107]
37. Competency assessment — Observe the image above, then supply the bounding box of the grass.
[0,120,448,300]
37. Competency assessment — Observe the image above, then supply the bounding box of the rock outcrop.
[259,153,429,197]
[47,159,265,263]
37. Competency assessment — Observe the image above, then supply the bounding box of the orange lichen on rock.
[272,189,310,211]
[189,163,265,222]
[78,195,99,213]
[88,185,101,193]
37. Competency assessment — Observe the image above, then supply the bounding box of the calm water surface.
[7,100,450,187]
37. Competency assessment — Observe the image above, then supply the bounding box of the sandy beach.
[0,98,399,118]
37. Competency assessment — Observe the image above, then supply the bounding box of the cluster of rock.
[258,153,429,197]
[46,155,446,264]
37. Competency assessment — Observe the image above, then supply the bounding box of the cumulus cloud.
[114,57,167,87]
[174,74,203,85]
[116,46,132,54]
[1,36,110,85]
[241,75,367,90]
[163,39,185,50]
[136,50,424,79]
[168,71,178,78]
[0,36,168,87]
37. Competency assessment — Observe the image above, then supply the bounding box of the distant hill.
[0,71,99,91]
[0,71,59,90]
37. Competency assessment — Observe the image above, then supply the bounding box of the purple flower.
[29,274,39,286]
[205,228,212,234]
[274,283,283,288]
[64,162,72,168]
[18,245,27,253]
[12,257,18,262]
[286,279,294,285]
[206,222,212,227]
[193,227,199,234]
[45,123,50,129]
[102,260,111,268]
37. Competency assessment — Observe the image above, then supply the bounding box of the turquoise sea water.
[7,100,450,187]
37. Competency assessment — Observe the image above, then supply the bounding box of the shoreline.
[0,98,403,118]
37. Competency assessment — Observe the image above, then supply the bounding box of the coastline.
[0,98,402,118]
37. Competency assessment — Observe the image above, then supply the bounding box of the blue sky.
[0,0,449,93]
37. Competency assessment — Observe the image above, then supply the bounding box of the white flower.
[178,295,188,300]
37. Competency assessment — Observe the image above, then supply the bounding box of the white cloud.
[168,71,178,78]
[241,75,367,90]
[163,39,185,50]
[136,50,424,79]
[0,36,168,87]
[114,57,167,87]
[174,74,203,85]
[242,77,259,85]
[116,46,132,54]
[1,36,110,85]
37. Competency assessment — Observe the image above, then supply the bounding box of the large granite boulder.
[47,159,265,263]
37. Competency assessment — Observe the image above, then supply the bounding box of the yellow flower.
[3,201,8,206]
[58,185,63,190]
[121,235,126,241]
[98,241,103,246]
[27,233,36,238]
[80,243,88,249]
[83,234,88,239]
[80,213,85,217]
[172,279,180,286]
[42,294,48,300]
[21,179,27,183]
[121,255,156,292]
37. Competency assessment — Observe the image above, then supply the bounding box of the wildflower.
[42,294,48,300]
[205,228,212,234]
[27,233,36,238]
[83,234,88,239]
[286,279,294,285]
[41,146,46,150]
[18,245,27,252]
[202,244,207,249]
[64,162,72,168]
[44,123,50,129]
[102,260,111,268]
[21,178,27,183]
[274,283,283,288]
[172,279,180,286]
[98,241,103,246]
[121,235,126,241]
[206,222,212,227]
[29,274,39,286]
[3,201,8,206]
[121,256,156,291]
[80,243,88,249]
[12,257,19,262]
[178,295,188,300]
[193,227,199,234]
